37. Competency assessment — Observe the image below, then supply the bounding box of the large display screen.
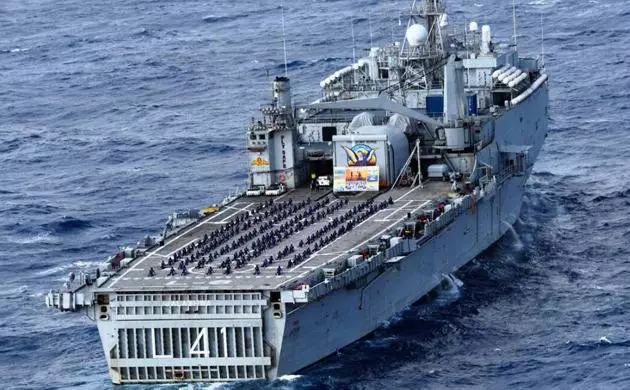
[333,166,380,192]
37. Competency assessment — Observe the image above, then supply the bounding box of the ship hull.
[275,85,548,376]
[93,85,548,384]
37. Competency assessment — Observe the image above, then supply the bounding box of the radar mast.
[400,0,449,90]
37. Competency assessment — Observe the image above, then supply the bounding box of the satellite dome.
[469,21,479,32]
[406,24,428,47]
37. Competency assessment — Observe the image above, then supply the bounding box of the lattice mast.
[400,0,449,90]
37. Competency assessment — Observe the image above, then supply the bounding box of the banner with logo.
[333,166,380,192]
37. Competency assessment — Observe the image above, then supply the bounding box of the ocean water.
[1,0,630,389]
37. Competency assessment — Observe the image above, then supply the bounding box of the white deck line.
[220,203,253,222]
[165,239,199,258]
[107,202,246,288]
[276,199,430,289]
[394,181,429,202]
[273,190,293,202]
[380,200,414,221]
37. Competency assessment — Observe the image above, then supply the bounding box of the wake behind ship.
[46,0,549,384]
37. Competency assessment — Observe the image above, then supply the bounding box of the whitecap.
[35,260,97,277]
[10,231,60,245]
[599,336,612,344]
[199,383,230,390]
[278,374,303,381]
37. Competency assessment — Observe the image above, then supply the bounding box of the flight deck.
[104,182,451,292]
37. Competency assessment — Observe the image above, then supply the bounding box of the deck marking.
[165,239,199,258]
[273,189,295,202]
[108,185,447,290]
[380,200,414,221]
[394,181,430,202]
[278,200,430,288]
[220,203,253,223]
[107,203,244,287]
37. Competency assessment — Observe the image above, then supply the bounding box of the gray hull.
[89,85,548,384]
[88,85,548,384]
[276,85,548,376]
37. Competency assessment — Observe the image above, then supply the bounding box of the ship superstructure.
[46,0,548,384]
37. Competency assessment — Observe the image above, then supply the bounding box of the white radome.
[406,24,428,47]
[469,21,479,32]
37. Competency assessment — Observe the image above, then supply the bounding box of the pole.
[351,19,356,63]
[281,0,288,77]
[512,0,518,48]
[369,14,374,48]
[416,138,423,188]
[540,11,545,68]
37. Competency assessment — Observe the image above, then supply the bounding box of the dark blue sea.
[2,0,629,389]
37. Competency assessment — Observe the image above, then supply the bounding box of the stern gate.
[98,291,271,383]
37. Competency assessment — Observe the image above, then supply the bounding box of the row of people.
[150,195,354,278]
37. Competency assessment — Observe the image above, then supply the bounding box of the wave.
[148,139,237,156]
[532,171,556,178]
[592,188,630,203]
[34,260,96,277]
[0,47,30,54]
[203,13,249,24]
[275,59,307,71]
[132,27,150,37]
[9,232,61,245]
[41,216,92,234]
[565,338,630,352]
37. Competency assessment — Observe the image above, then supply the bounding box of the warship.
[46,0,549,384]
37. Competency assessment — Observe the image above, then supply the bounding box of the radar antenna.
[351,19,357,63]
[399,0,448,90]
[281,0,289,77]
[512,0,518,48]
[540,10,545,68]
[368,14,374,48]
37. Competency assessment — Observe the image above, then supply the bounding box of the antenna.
[351,19,357,63]
[512,0,518,48]
[391,23,395,43]
[540,11,545,68]
[281,0,288,77]
[368,14,374,48]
